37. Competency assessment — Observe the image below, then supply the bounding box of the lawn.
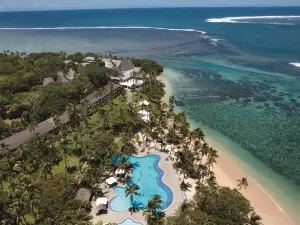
[52,155,80,174]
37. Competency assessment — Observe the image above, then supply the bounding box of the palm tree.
[206,174,218,188]
[237,177,249,190]
[125,184,140,206]
[180,180,192,192]
[61,139,69,172]
[143,195,164,225]
[248,212,262,225]
[129,206,140,215]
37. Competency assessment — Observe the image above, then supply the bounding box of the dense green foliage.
[83,64,116,88]
[131,58,164,76]
[165,184,262,225]
[0,52,117,139]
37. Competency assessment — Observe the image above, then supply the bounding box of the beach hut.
[75,188,92,201]
[105,177,117,187]
[43,77,55,86]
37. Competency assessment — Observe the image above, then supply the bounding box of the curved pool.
[110,154,173,212]
[118,218,143,225]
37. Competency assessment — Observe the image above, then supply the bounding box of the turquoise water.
[110,154,173,212]
[118,218,143,225]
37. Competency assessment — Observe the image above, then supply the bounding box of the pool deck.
[91,148,183,224]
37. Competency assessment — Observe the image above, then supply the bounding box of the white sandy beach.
[160,70,295,225]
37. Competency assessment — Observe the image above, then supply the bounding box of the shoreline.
[160,69,295,225]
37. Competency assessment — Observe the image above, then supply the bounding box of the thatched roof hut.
[75,188,92,201]
[43,77,55,86]
[56,71,69,83]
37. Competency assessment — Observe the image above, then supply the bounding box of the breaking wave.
[206,15,300,25]
[0,26,206,34]
[289,62,300,68]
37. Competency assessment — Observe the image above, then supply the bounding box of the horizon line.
[1,5,300,13]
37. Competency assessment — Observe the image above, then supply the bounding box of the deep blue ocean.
[1,7,300,222]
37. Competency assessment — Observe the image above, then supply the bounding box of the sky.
[0,0,300,11]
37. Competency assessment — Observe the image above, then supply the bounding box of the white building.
[120,79,144,88]
[137,100,150,106]
[139,110,150,122]
[102,58,114,69]
[83,56,95,64]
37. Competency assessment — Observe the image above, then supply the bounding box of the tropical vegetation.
[0,51,262,225]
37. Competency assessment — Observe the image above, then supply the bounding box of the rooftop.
[75,188,92,201]
[43,77,55,86]
[117,59,135,72]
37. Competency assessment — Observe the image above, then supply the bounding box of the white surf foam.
[289,62,300,68]
[206,15,300,24]
[0,26,206,34]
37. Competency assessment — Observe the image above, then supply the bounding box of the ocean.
[1,7,300,223]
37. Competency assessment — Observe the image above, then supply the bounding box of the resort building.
[120,79,144,88]
[112,59,122,68]
[0,83,123,151]
[102,58,114,69]
[117,59,135,80]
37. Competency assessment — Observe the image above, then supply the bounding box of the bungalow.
[83,56,95,64]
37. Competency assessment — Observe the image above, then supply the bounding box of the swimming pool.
[118,218,143,225]
[110,154,173,212]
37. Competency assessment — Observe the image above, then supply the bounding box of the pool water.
[118,218,143,225]
[110,154,173,212]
